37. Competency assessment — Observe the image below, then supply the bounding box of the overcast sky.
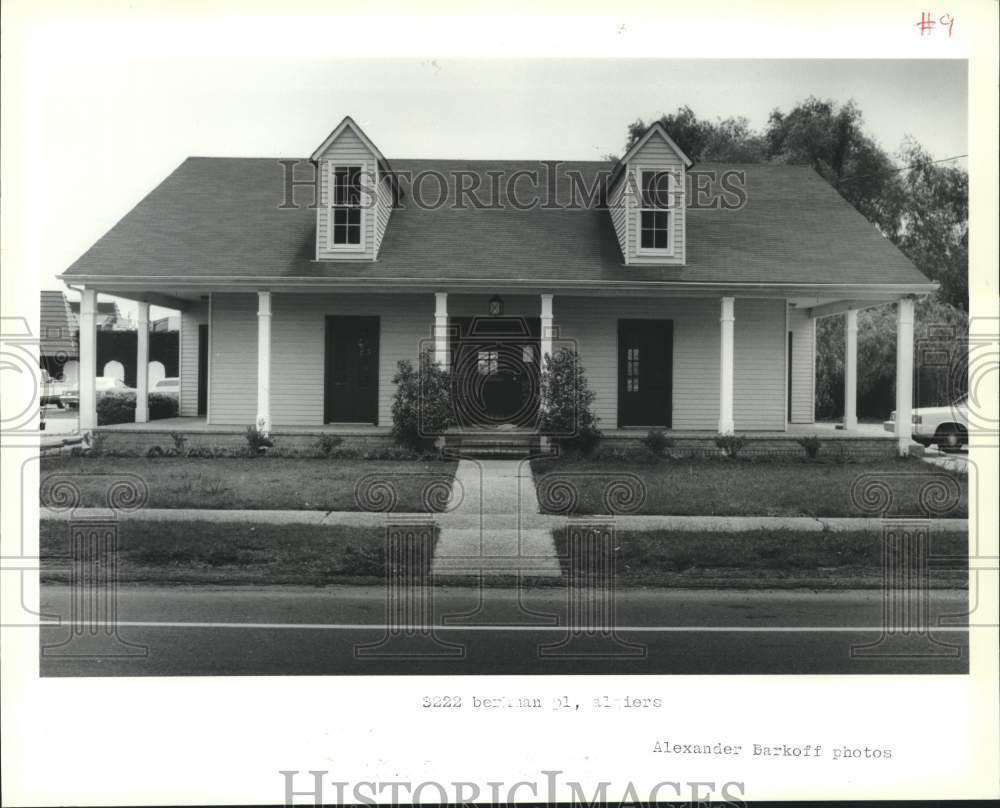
[9,55,967,317]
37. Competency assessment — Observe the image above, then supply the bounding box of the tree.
[620,96,968,417]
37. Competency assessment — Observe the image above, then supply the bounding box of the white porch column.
[844,307,858,431]
[135,302,150,423]
[256,290,272,434]
[78,288,98,431]
[718,296,735,434]
[434,292,449,368]
[895,297,915,456]
[540,294,554,363]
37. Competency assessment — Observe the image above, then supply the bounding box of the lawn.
[40,519,435,585]
[532,457,967,518]
[553,527,969,588]
[40,456,457,512]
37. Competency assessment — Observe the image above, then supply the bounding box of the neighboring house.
[39,291,78,380]
[152,315,181,332]
[59,116,936,451]
[68,299,125,331]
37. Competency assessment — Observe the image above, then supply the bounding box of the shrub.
[539,347,601,454]
[317,434,343,456]
[796,435,822,459]
[96,393,136,425]
[715,433,747,458]
[170,431,188,454]
[642,428,674,456]
[245,422,274,454]
[391,353,454,452]
[149,393,178,420]
[95,392,177,425]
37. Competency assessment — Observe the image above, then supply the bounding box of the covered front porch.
[71,284,921,455]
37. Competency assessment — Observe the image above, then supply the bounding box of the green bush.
[149,393,178,420]
[796,435,822,459]
[538,347,601,454]
[95,392,177,425]
[642,429,674,456]
[715,433,747,458]
[391,353,454,452]
[245,423,274,454]
[316,434,343,456]
[96,393,136,425]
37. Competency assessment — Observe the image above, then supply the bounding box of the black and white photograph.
[2,2,997,805]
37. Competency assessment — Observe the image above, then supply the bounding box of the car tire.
[936,424,967,453]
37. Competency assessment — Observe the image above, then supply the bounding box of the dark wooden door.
[618,319,673,427]
[325,316,379,423]
[197,324,208,416]
[451,316,540,426]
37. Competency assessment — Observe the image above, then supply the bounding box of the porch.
[72,287,920,455]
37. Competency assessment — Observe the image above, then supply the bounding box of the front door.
[324,316,379,423]
[618,319,673,428]
[451,316,540,427]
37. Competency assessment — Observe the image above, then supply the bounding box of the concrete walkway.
[38,507,969,533]
[430,459,562,577]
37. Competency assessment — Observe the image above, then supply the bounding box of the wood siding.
[787,306,816,423]
[556,298,718,430]
[208,294,258,424]
[208,293,432,426]
[316,126,378,261]
[607,178,628,260]
[178,303,207,416]
[206,293,789,431]
[374,171,393,255]
[733,298,787,430]
[626,135,686,265]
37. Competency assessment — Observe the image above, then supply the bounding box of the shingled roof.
[62,157,932,288]
[39,291,78,358]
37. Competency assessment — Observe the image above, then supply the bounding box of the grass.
[532,457,967,518]
[40,456,457,512]
[40,519,436,585]
[553,527,969,587]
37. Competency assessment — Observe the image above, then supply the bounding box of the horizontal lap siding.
[209,293,431,427]
[627,137,685,265]
[316,127,376,260]
[375,176,392,255]
[608,180,627,259]
[788,307,816,423]
[555,297,719,430]
[209,294,258,425]
[733,298,786,430]
[178,303,207,416]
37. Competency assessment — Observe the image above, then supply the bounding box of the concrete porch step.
[443,430,543,459]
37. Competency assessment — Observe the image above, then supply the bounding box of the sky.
[6,52,967,318]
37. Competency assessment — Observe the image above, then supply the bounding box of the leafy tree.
[621,96,968,418]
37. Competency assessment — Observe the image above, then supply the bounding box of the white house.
[59,116,936,453]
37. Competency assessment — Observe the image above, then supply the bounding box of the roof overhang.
[59,274,939,303]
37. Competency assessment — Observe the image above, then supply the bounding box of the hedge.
[96,392,178,426]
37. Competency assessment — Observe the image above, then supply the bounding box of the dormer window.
[638,169,675,254]
[328,164,363,249]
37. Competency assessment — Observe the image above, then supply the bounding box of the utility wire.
[834,154,968,184]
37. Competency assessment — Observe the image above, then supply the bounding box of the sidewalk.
[39,507,968,533]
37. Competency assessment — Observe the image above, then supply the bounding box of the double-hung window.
[328,165,363,249]
[638,169,675,254]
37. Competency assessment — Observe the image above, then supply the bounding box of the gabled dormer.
[607,122,693,265]
[311,116,394,261]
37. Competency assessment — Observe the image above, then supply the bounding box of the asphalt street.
[38,585,970,676]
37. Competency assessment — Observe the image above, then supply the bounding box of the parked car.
[884,395,969,451]
[153,377,179,398]
[39,369,66,408]
[61,376,136,409]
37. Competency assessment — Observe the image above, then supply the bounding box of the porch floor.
[96,416,891,440]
